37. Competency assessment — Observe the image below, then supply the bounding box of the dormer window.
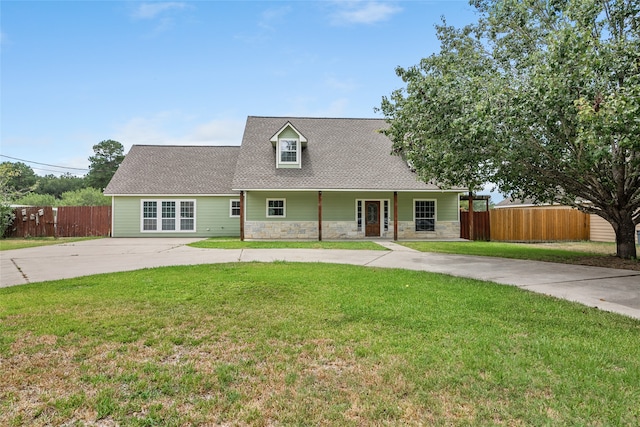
[270,121,307,169]
[280,139,298,163]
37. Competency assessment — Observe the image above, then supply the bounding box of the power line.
[31,166,86,175]
[0,154,89,171]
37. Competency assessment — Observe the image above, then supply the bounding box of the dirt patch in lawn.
[524,242,640,271]
[569,256,640,271]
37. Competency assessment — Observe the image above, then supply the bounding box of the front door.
[365,201,380,237]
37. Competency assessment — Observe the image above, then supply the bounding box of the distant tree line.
[1,140,124,234]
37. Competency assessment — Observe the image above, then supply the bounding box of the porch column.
[393,191,398,241]
[318,191,323,241]
[240,191,245,241]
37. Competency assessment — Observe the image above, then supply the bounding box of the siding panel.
[112,196,239,237]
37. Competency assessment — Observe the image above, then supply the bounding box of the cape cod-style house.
[104,116,465,240]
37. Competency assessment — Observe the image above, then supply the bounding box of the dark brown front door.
[365,201,380,237]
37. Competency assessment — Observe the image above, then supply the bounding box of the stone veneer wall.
[322,221,392,239]
[397,221,460,239]
[245,220,460,240]
[244,221,319,240]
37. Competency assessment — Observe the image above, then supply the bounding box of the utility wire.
[31,167,86,175]
[0,154,89,171]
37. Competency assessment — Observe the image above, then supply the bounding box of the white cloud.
[114,112,244,149]
[259,5,292,30]
[330,1,402,25]
[185,119,245,146]
[325,75,357,92]
[283,97,350,117]
[320,98,350,116]
[132,2,188,20]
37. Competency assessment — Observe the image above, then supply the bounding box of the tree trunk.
[613,213,637,259]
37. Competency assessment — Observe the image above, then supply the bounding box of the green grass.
[1,263,638,426]
[0,236,102,251]
[189,237,388,250]
[399,240,622,262]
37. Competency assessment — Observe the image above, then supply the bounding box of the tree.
[35,173,86,198]
[14,193,58,207]
[59,188,111,206]
[0,164,19,236]
[0,162,38,194]
[379,0,639,259]
[86,140,125,190]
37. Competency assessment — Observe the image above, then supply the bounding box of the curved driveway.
[1,238,639,320]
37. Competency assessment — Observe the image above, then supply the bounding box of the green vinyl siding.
[322,192,393,221]
[245,191,460,223]
[279,127,299,139]
[322,192,357,221]
[246,192,317,221]
[112,196,240,237]
[397,192,460,222]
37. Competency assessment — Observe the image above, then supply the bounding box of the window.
[143,201,157,231]
[280,139,298,163]
[230,199,241,217]
[267,199,285,217]
[356,199,390,233]
[180,201,195,230]
[384,200,389,231]
[141,200,195,232]
[162,201,176,230]
[415,200,436,231]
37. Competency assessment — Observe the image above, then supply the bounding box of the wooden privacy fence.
[6,206,56,238]
[57,206,111,237]
[490,208,590,242]
[5,206,111,238]
[460,211,491,241]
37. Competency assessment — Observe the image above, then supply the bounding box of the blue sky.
[1,1,479,177]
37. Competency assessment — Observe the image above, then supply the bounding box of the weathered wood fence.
[489,208,590,242]
[57,206,112,237]
[7,206,56,238]
[460,211,491,241]
[5,206,111,238]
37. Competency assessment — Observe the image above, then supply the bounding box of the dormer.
[270,122,307,169]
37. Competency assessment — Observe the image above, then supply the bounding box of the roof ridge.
[247,115,385,121]
[131,144,240,148]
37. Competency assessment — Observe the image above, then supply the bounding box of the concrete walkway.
[1,238,639,320]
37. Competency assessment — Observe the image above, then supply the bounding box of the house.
[104,116,465,240]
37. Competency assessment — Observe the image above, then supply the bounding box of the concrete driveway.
[1,238,639,320]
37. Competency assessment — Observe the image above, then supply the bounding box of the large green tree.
[86,140,125,190]
[0,162,38,194]
[379,0,639,259]
[35,173,86,199]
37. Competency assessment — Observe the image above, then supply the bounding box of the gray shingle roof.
[232,116,458,191]
[104,145,240,195]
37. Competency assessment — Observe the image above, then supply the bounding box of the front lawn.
[189,237,387,250]
[399,240,640,270]
[0,236,101,251]
[1,263,638,426]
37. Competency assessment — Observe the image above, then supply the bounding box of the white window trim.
[413,199,437,232]
[140,199,197,233]
[230,199,240,217]
[355,199,390,235]
[277,138,300,167]
[266,198,286,218]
